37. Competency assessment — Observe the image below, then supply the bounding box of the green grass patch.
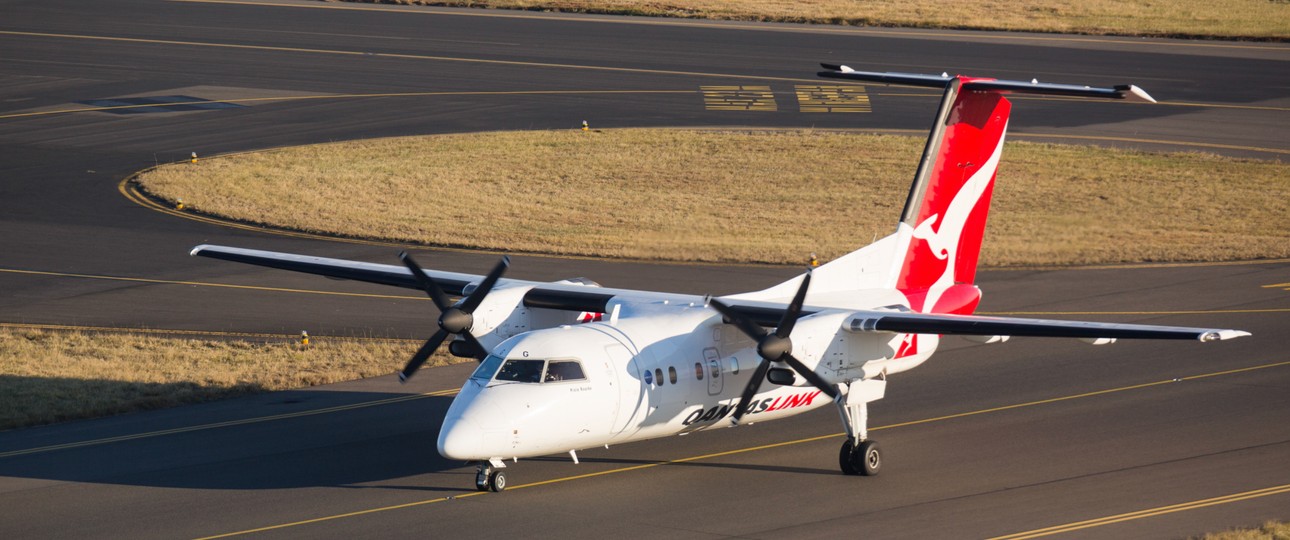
[138,129,1290,267]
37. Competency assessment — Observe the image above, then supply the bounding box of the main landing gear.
[475,460,507,492]
[834,377,886,476]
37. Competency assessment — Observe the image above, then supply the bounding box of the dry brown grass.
[137,129,1290,267]
[361,0,1290,40]
[0,328,460,430]
[1198,520,1290,540]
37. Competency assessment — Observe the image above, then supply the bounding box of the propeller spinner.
[398,252,510,382]
[706,271,839,425]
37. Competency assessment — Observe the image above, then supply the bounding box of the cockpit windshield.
[472,355,587,384]
[496,359,544,383]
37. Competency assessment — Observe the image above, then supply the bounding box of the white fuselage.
[437,299,938,462]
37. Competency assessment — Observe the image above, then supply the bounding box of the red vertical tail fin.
[894,78,1010,314]
[817,66,1155,314]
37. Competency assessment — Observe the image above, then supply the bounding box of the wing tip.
[189,244,211,257]
[1201,330,1252,342]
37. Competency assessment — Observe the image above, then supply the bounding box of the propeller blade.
[458,256,510,313]
[707,296,768,341]
[399,328,449,382]
[730,358,772,425]
[775,271,812,339]
[781,353,839,399]
[460,332,490,362]
[399,252,451,311]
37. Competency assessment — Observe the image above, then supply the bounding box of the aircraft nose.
[437,416,484,460]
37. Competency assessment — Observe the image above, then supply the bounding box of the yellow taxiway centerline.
[191,359,1290,539]
[0,322,421,342]
[988,484,1290,539]
[0,266,426,301]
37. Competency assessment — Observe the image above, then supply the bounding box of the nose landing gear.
[475,461,508,492]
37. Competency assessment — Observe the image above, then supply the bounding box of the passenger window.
[544,359,586,382]
[710,361,719,378]
[654,368,664,386]
[694,362,703,380]
[496,359,544,383]
[730,357,739,375]
[644,369,654,385]
[668,366,677,384]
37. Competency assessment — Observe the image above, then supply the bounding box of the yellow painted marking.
[0,322,421,342]
[700,86,776,111]
[195,359,1290,538]
[795,85,871,113]
[988,483,1290,539]
[0,266,425,301]
[168,0,1288,51]
[1262,282,1290,291]
[0,90,695,121]
[0,30,832,86]
[0,389,460,459]
[980,308,1290,316]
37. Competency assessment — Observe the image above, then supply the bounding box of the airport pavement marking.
[192,359,1290,539]
[1263,282,1290,291]
[700,86,777,111]
[795,85,871,113]
[0,266,427,301]
[0,90,696,121]
[0,30,834,85]
[0,388,460,459]
[987,483,1290,539]
[168,0,1290,52]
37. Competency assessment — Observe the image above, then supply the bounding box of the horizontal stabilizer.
[818,65,1156,103]
[845,311,1250,342]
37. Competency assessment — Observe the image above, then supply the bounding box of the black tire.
[839,440,860,475]
[857,440,881,476]
[488,470,507,492]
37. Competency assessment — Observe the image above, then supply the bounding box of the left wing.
[191,244,690,313]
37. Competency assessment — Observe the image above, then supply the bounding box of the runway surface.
[0,0,1287,537]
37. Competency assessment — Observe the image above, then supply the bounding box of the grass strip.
[355,0,1290,41]
[137,129,1290,267]
[1199,520,1290,539]
[0,328,459,430]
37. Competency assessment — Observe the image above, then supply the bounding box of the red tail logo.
[896,87,1011,315]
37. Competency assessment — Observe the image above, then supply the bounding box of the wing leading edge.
[845,311,1249,342]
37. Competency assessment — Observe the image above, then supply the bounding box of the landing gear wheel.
[475,465,491,492]
[839,440,859,475]
[488,470,507,492]
[839,439,881,476]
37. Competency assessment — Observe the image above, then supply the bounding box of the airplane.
[190,65,1250,493]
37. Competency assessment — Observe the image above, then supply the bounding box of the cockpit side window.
[496,359,545,383]
[544,359,586,382]
[471,354,505,381]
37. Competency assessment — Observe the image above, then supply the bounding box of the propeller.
[706,271,839,425]
[398,252,510,382]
